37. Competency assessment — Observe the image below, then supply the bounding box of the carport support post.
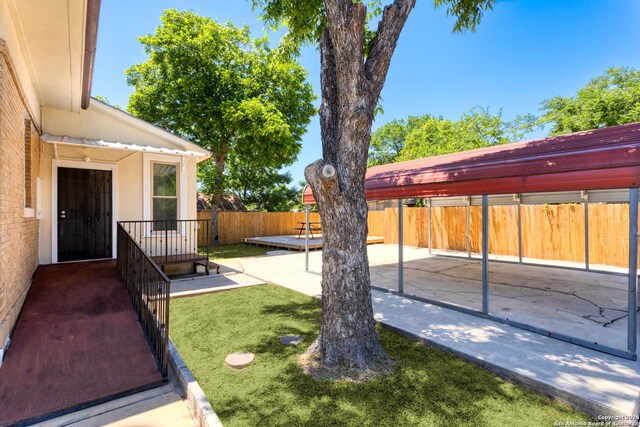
[427,198,432,255]
[305,204,310,272]
[516,194,522,264]
[583,191,590,271]
[482,195,489,315]
[398,199,404,293]
[466,196,471,259]
[628,188,638,356]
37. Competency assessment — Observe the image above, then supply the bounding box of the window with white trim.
[152,162,178,230]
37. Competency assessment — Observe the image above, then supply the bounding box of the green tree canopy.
[369,109,538,165]
[126,9,315,234]
[540,67,640,135]
[368,116,425,165]
[227,164,300,212]
[253,0,494,47]
[369,66,640,168]
[93,95,124,111]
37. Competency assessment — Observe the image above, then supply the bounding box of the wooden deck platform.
[244,234,384,251]
[0,260,163,426]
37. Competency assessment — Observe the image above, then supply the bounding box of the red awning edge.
[302,122,640,204]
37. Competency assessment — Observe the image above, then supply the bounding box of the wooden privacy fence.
[199,203,638,268]
[369,204,638,268]
[197,210,320,246]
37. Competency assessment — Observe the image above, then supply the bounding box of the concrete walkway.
[171,271,263,298]
[239,247,640,418]
[0,261,163,426]
[38,384,198,427]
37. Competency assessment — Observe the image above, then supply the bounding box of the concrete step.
[34,384,197,427]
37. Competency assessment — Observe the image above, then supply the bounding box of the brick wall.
[0,46,40,352]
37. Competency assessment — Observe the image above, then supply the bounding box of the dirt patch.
[299,347,396,383]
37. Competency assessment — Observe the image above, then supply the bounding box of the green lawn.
[170,285,588,427]
[199,244,272,260]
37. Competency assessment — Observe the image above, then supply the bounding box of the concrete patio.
[238,244,640,418]
[364,246,631,351]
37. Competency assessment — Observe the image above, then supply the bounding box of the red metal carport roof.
[303,121,640,204]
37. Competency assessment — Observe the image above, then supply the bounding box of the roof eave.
[41,133,209,158]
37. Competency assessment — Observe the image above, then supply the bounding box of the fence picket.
[197,204,639,268]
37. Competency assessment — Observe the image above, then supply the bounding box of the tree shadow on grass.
[216,325,585,427]
[260,300,322,322]
[251,325,316,356]
[268,334,512,426]
[253,300,320,356]
[199,288,585,426]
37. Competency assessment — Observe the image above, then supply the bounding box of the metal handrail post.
[116,222,171,379]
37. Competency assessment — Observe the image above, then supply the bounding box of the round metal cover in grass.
[279,335,304,346]
[225,352,255,369]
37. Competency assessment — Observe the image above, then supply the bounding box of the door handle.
[60,210,66,218]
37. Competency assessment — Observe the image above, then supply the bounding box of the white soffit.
[41,133,208,157]
[9,0,85,112]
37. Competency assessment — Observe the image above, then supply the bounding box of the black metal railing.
[117,220,210,268]
[116,223,171,379]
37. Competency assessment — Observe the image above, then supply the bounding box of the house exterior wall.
[185,158,198,219]
[118,152,144,220]
[38,149,200,264]
[0,45,40,355]
[38,103,205,264]
[0,3,206,359]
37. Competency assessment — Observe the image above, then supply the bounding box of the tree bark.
[305,0,416,369]
[210,155,225,246]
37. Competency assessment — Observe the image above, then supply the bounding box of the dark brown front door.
[58,167,113,262]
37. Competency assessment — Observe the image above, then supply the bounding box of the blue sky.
[92,0,640,183]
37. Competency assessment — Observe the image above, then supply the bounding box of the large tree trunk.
[210,155,225,246]
[305,0,416,370]
[210,205,219,246]
[306,158,383,367]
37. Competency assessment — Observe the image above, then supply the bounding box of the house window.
[24,119,32,208]
[152,163,178,230]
